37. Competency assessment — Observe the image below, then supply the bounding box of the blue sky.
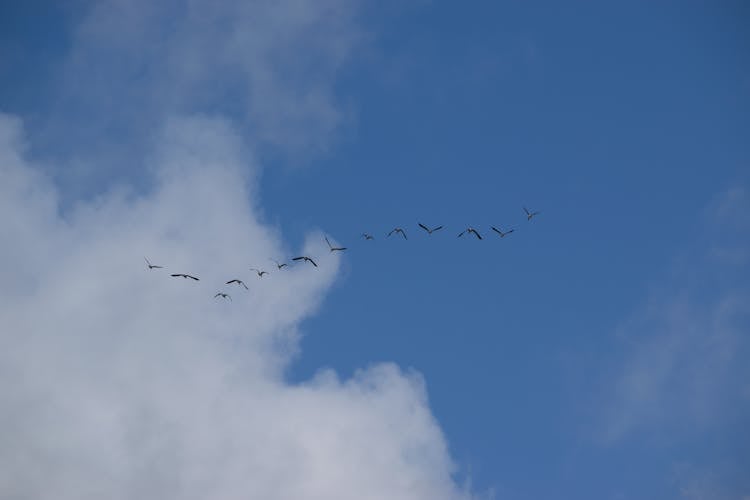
[1,1,749,498]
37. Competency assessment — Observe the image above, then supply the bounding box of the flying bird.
[250,268,268,277]
[418,223,443,235]
[292,256,318,267]
[361,233,374,240]
[458,227,483,240]
[226,279,248,289]
[144,257,163,269]
[325,236,347,252]
[388,227,408,240]
[171,273,199,281]
[491,226,515,238]
[524,207,541,221]
[270,259,288,270]
[214,292,232,301]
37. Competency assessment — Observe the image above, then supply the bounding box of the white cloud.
[598,186,750,443]
[36,0,366,187]
[0,113,473,499]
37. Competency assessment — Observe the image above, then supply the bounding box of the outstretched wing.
[418,223,429,233]
[433,225,443,232]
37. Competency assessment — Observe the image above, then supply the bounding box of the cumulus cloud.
[0,113,472,499]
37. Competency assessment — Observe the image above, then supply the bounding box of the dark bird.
[524,207,541,221]
[250,268,268,277]
[292,256,318,267]
[171,273,199,281]
[491,226,515,238]
[214,292,232,301]
[325,236,347,252]
[388,227,408,240]
[226,279,248,289]
[144,257,163,269]
[361,233,374,240]
[418,223,443,235]
[270,259,288,270]
[458,227,483,240]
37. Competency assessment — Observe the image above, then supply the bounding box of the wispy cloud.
[596,186,750,497]
[600,186,750,442]
[0,113,473,499]
[35,0,366,189]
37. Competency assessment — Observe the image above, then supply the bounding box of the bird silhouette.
[171,273,199,281]
[524,207,541,221]
[214,292,232,301]
[270,259,288,270]
[418,223,443,235]
[250,268,268,277]
[458,227,483,240]
[144,257,163,269]
[325,237,347,252]
[388,228,408,240]
[226,279,248,289]
[361,233,374,240]
[491,226,515,238]
[292,256,318,267]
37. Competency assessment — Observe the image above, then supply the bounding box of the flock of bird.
[145,207,542,301]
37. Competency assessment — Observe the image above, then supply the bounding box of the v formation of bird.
[146,207,541,300]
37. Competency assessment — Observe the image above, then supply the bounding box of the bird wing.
[325,237,333,249]
[433,225,443,232]
[400,229,407,240]
[473,230,483,240]
[144,257,151,266]
[242,282,248,289]
[214,293,221,298]
[524,207,530,216]
[388,229,395,236]
[188,275,199,281]
[309,258,318,267]
[418,223,429,232]
[491,226,501,235]
[170,274,182,277]
[292,257,304,261]
[458,230,465,237]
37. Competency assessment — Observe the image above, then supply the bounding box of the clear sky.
[1,1,748,499]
